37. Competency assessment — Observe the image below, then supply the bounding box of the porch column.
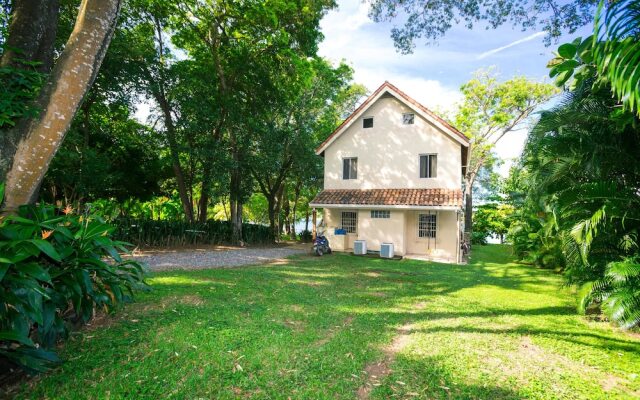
[312,208,317,240]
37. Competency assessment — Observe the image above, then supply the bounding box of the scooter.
[313,235,332,256]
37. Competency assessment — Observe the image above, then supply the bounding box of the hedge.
[111,218,274,248]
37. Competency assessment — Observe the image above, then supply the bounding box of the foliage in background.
[453,69,557,234]
[0,185,147,373]
[472,203,514,244]
[41,102,167,204]
[111,218,274,248]
[0,60,45,128]
[506,1,640,328]
[515,52,640,327]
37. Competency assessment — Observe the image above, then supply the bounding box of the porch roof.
[309,189,463,209]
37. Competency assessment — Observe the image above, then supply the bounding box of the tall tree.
[520,79,640,327]
[170,0,337,240]
[248,60,361,238]
[368,0,598,53]
[454,69,556,234]
[1,0,122,213]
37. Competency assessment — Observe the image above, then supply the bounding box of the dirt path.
[356,302,427,399]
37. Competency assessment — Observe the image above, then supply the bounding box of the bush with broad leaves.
[0,184,147,373]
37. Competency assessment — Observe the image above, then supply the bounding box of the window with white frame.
[402,113,415,125]
[419,154,437,178]
[418,213,437,238]
[342,157,358,180]
[341,211,357,233]
[370,210,390,219]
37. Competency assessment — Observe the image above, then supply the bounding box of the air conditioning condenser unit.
[354,240,367,255]
[380,243,394,258]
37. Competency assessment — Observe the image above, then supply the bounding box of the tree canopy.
[368,0,598,53]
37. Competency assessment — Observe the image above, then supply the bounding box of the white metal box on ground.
[353,240,367,255]
[380,243,394,258]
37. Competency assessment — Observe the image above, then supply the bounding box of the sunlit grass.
[15,245,640,399]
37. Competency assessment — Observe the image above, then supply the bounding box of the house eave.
[309,203,462,211]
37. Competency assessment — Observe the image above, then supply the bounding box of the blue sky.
[318,0,593,174]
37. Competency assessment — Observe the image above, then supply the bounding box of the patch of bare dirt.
[369,292,387,298]
[356,319,417,399]
[283,319,306,332]
[315,316,354,346]
[177,294,205,306]
[289,304,304,313]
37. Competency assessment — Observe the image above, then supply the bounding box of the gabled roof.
[310,189,463,208]
[316,81,470,156]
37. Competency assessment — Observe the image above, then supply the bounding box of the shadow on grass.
[13,245,640,399]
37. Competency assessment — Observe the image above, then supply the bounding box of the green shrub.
[0,185,147,373]
[471,232,488,245]
[300,230,313,243]
[111,218,274,248]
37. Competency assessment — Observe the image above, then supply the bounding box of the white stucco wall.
[322,208,459,260]
[405,210,458,262]
[323,96,463,190]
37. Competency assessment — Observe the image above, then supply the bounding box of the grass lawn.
[15,245,640,399]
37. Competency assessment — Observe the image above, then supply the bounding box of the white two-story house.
[309,81,469,263]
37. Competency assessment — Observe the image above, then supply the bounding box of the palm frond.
[594,0,640,116]
[606,259,640,282]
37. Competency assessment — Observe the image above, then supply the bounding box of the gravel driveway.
[132,245,307,271]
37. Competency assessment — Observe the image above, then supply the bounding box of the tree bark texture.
[0,0,59,72]
[0,0,60,189]
[2,0,121,213]
[229,145,243,244]
[197,167,211,223]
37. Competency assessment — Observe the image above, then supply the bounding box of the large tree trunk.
[0,0,60,189]
[266,194,278,240]
[155,93,195,223]
[197,164,212,223]
[290,179,302,240]
[282,185,291,236]
[275,184,285,239]
[0,0,59,72]
[229,137,243,244]
[2,0,122,213]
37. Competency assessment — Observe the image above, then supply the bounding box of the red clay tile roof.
[316,81,469,154]
[310,189,463,207]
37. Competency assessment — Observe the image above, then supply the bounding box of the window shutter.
[343,159,349,179]
[350,158,357,179]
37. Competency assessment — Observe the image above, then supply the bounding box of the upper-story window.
[402,113,415,125]
[343,157,358,180]
[419,154,437,178]
[363,117,374,128]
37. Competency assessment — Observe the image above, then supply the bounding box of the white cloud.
[476,32,545,60]
[353,67,462,113]
[320,0,463,115]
